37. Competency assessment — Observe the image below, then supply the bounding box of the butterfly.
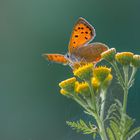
[43,17,108,69]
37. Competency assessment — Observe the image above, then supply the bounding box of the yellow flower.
[60,89,68,95]
[131,55,140,68]
[93,66,111,82]
[73,63,94,81]
[91,77,100,91]
[76,82,90,96]
[102,74,113,88]
[59,77,76,92]
[73,62,88,69]
[115,52,134,65]
[101,48,116,62]
[74,81,80,91]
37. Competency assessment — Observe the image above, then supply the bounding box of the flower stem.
[100,89,107,121]
[87,80,97,112]
[110,62,130,140]
[120,66,129,140]
[88,81,108,140]
[72,92,108,140]
[111,61,125,88]
[73,94,89,111]
[122,88,128,114]
[122,66,129,113]
[128,67,137,88]
[94,113,108,140]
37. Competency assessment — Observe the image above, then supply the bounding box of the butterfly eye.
[65,53,70,58]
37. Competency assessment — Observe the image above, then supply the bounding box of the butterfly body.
[43,17,108,69]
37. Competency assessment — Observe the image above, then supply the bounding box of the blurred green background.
[0,0,140,140]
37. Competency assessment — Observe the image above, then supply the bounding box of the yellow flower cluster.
[59,47,140,97]
[91,77,100,91]
[59,77,76,93]
[115,52,134,65]
[101,48,116,62]
[94,66,111,82]
[59,63,112,97]
[101,49,140,68]
[75,82,90,96]
[73,63,93,81]
[131,55,140,67]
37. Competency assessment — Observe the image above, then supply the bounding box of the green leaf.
[107,99,139,140]
[104,102,118,122]
[66,119,98,136]
[92,133,97,139]
[104,99,122,122]
[107,127,115,140]
[124,115,135,135]
[109,120,121,140]
[125,127,140,140]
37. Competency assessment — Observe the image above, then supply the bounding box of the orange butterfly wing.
[68,17,95,53]
[43,54,68,65]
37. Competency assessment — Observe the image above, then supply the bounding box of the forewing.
[43,54,68,65]
[68,17,96,53]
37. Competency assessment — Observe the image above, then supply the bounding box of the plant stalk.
[110,62,130,140]
[88,81,108,140]
[100,89,107,121]
[94,113,108,140]
[120,65,129,140]
[111,61,125,88]
[122,66,129,113]
[87,80,97,112]
[128,67,137,88]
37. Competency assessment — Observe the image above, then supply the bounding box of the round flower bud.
[73,63,94,81]
[91,77,100,91]
[59,77,76,92]
[102,74,113,88]
[131,55,140,68]
[115,52,134,65]
[101,48,116,62]
[60,89,68,95]
[76,82,90,97]
[93,66,111,82]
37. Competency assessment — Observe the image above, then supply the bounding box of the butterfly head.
[64,53,84,69]
[65,53,81,62]
[65,53,70,59]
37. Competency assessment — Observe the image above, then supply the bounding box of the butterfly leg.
[68,63,74,69]
[81,57,87,63]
